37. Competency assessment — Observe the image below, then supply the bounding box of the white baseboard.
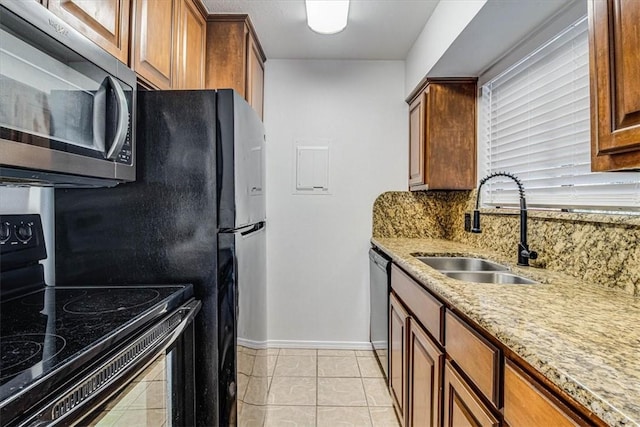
[264,340,374,350]
[237,337,269,350]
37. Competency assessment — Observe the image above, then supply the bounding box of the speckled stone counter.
[371,237,640,427]
[373,191,640,296]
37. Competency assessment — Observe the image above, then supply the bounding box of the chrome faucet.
[471,172,538,266]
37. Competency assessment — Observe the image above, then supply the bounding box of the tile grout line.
[257,349,392,427]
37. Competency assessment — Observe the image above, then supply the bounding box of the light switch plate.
[293,140,331,195]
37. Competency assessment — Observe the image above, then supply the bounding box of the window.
[479,16,640,211]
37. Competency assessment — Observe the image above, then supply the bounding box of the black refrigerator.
[55,89,267,426]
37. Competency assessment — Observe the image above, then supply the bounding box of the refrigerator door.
[217,221,267,426]
[217,90,266,230]
[235,222,267,345]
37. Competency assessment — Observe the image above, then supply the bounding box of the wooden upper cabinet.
[589,0,640,171]
[205,15,266,119]
[131,0,205,90]
[47,0,130,63]
[407,79,477,191]
[131,0,175,89]
[174,0,206,89]
[409,93,426,188]
[247,35,265,119]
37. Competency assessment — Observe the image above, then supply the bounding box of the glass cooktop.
[0,285,192,402]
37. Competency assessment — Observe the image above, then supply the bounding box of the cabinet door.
[504,360,581,427]
[443,362,499,427]
[408,92,426,189]
[175,0,205,89]
[589,0,640,170]
[445,311,500,406]
[407,318,443,427]
[425,81,477,189]
[246,35,265,119]
[205,19,247,95]
[131,0,175,89]
[390,293,408,426]
[47,0,130,63]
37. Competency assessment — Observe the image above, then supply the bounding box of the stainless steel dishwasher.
[369,247,391,379]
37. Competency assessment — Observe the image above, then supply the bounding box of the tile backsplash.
[373,191,640,296]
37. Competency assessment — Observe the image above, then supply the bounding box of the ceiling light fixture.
[305,0,350,35]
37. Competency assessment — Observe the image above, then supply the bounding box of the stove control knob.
[0,222,10,243]
[16,223,33,243]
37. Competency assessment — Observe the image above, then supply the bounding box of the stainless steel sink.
[443,271,538,285]
[415,256,509,272]
[413,255,538,284]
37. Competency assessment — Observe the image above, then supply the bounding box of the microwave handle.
[104,76,130,161]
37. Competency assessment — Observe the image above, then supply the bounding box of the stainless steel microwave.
[0,0,136,187]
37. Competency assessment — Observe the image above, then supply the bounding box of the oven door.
[77,348,192,427]
[20,299,201,427]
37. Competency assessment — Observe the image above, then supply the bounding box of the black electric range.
[0,215,198,426]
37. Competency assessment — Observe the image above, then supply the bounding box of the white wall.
[264,60,407,347]
[0,187,55,283]
[404,0,486,95]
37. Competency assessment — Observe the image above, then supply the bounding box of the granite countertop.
[371,237,640,427]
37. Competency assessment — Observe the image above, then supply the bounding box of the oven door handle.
[162,299,202,350]
[24,299,201,427]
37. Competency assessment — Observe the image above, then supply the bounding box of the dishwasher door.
[369,247,390,379]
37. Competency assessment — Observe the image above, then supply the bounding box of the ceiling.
[201,0,440,60]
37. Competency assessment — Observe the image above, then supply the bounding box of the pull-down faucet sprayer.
[471,172,538,266]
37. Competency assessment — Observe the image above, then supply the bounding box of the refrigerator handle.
[240,221,265,236]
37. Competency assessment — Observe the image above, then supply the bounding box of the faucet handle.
[520,248,538,260]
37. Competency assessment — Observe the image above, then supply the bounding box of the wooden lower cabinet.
[443,361,499,427]
[386,262,597,427]
[389,293,408,426]
[407,318,443,427]
[504,360,581,427]
[445,311,500,406]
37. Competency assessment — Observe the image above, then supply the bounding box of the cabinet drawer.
[391,265,444,344]
[504,360,581,427]
[443,361,499,427]
[445,311,500,406]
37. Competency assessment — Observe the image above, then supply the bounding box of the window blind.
[480,16,640,211]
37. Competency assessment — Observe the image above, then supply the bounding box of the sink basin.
[443,271,538,285]
[415,256,508,272]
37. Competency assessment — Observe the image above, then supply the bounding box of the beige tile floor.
[237,347,401,427]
